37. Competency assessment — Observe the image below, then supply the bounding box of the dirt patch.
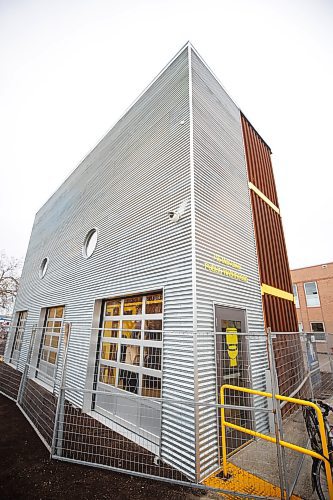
[0,395,208,500]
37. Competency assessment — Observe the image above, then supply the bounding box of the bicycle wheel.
[303,406,322,453]
[313,459,330,500]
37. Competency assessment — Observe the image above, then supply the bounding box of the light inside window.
[83,229,98,258]
[36,306,64,384]
[97,291,163,398]
[10,310,27,363]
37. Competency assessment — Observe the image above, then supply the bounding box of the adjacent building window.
[36,306,64,384]
[98,292,163,398]
[10,311,28,364]
[304,281,320,307]
[292,284,300,308]
[298,322,303,332]
[311,322,325,341]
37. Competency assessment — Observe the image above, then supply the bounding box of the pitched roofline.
[36,41,191,216]
[188,41,241,111]
[37,41,272,215]
[240,112,272,154]
[187,42,272,153]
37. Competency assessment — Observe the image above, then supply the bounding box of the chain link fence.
[0,324,333,499]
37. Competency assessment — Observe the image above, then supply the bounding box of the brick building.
[291,262,333,338]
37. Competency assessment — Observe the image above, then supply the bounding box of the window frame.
[35,306,65,387]
[97,292,163,398]
[292,284,300,309]
[310,321,326,341]
[82,228,98,259]
[39,257,49,278]
[304,281,320,307]
[10,310,28,364]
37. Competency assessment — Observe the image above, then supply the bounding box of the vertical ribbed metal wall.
[241,114,301,402]
[6,46,198,480]
[5,43,300,483]
[191,49,267,480]
[241,114,298,332]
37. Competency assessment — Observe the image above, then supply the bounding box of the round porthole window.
[83,228,98,258]
[39,257,49,278]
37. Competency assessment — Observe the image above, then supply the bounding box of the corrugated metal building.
[4,43,298,482]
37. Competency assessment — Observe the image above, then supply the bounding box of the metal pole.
[17,326,36,406]
[51,322,71,458]
[220,386,228,477]
[267,329,289,500]
[265,369,275,433]
[326,332,333,375]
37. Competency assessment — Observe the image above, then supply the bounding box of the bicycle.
[302,399,333,499]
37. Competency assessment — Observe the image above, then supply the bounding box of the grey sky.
[1,0,332,269]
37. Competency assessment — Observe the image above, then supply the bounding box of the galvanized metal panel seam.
[11,49,197,480]
[191,50,267,479]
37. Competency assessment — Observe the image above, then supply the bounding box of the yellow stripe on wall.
[248,182,280,215]
[261,283,294,302]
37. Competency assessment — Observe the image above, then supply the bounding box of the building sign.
[204,253,249,283]
[213,254,241,270]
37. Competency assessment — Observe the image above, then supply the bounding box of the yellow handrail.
[220,384,333,499]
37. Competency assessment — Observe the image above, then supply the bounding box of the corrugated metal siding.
[250,192,294,292]
[241,114,298,332]
[241,117,278,206]
[191,50,267,480]
[4,314,36,374]
[263,294,298,332]
[241,115,300,400]
[6,43,299,482]
[7,47,197,479]
[161,331,196,478]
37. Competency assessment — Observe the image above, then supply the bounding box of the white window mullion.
[98,292,163,397]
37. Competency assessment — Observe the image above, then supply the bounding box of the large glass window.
[10,311,27,364]
[97,292,163,398]
[292,284,300,308]
[304,282,320,307]
[37,306,64,384]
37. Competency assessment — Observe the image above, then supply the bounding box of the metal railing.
[220,384,333,498]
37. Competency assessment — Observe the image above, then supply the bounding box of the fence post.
[17,325,36,406]
[51,322,71,458]
[326,332,333,374]
[267,328,289,500]
[265,369,275,434]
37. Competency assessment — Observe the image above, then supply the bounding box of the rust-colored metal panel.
[251,193,292,291]
[263,294,298,332]
[241,116,278,206]
[241,114,297,333]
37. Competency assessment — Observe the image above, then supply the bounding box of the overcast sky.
[1,0,332,270]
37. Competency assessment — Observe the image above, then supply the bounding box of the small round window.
[83,229,98,258]
[39,257,49,278]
